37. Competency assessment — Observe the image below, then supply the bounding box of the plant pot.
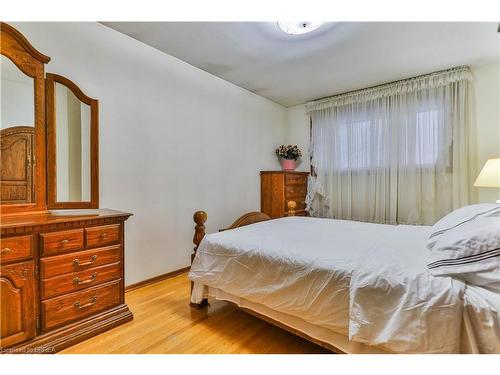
[281,159,296,171]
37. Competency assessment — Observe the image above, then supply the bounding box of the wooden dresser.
[0,23,133,353]
[260,171,309,218]
[1,210,132,352]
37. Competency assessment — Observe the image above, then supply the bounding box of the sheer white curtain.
[306,66,472,225]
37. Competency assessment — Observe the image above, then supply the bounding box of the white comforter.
[189,216,490,353]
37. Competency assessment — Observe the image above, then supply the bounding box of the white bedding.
[189,216,500,353]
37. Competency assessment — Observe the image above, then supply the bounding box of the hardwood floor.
[60,272,330,354]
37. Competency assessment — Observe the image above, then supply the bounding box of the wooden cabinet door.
[0,261,35,348]
[0,127,35,204]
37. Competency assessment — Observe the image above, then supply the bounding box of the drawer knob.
[73,255,97,267]
[74,296,97,310]
[99,233,108,239]
[1,247,11,254]
[73,272,98,285]
[61,239,69,246]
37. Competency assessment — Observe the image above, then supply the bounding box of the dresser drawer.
[85,224,120,248]
[40,262,122,300]
[285,184,307,199]
[41,279,121,331]
[285,173,308,185]
[40,245,121,279]
[0,235,33,264]
[40,229,84,256]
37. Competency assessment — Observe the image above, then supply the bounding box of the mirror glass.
[1,55,36,204]
[55,82,91,202]
[1,55,34,129]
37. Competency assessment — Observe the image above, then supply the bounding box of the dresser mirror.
[46,73,99,209]
[1,55,35,204]
[0,23,49,214]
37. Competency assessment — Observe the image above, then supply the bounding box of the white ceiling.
[102,22,499,107]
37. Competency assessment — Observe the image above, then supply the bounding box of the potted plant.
[275,144,302,171]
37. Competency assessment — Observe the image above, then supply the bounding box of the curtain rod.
[307,65,470,104]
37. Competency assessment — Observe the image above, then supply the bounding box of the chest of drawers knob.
[74,296,97,310]
[60,239,69,246]
[1,247,11,254]
[73,272,98,285]
[73,255,97,267]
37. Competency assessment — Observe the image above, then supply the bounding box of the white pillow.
[427,214,500,283]
[426,203,500,250]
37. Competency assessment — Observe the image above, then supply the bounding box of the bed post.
[190,211,208,308]
[287,200,297,216]
[192,210,207,262]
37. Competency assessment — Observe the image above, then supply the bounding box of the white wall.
[13,22,286,285]
[285,104,311,172]
[471,62,500,203]
[285,62,500,203]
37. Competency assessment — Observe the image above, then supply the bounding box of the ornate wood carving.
[4,263,29,280]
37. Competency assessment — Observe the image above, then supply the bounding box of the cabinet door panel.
[0,261,35,348]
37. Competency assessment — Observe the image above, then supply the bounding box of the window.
[307,67,471,224]
[335,108,446,172]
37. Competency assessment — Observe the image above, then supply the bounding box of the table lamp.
[474,158,500,203]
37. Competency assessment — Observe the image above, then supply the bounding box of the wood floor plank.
[60,273,330,354]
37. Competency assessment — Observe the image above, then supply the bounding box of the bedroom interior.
[1,1,500,366]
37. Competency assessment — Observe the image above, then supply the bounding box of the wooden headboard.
[192,200,298,255]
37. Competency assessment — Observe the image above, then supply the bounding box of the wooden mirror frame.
[46,73,99,209]
[0,22,50,215]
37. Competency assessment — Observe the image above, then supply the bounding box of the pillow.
[427,214,500,283]
[426,203,500,250]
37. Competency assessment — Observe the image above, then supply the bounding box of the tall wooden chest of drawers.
[260,171,309,218]
[0,209,132,353]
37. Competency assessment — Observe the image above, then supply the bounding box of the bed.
[188,204,500,354]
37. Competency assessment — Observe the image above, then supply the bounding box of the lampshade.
[474,158,500,188]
